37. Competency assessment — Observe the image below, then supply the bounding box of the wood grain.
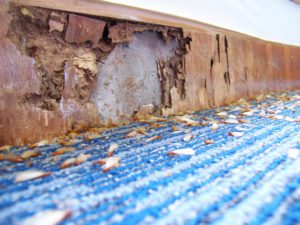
[1,0,300,145]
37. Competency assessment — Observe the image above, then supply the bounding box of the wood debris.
[241,111,254,116]
[215,111,228,117]
[83,132,100,141]
[167,148,195,156]
[28,139,50,148]
[0,153,24,163]
[125,130,139,138]
[183,134,194,142]
[228,132,244,137]
[149,123,164,129]
[204,140,215,145]
[94,157,120,172]
[287,148,299,159]
[65,14,105,46]
[52,147,75,156]
[60,158,77,169]
[273,115,284,120]
[75,153,91,165]
[235,98,250,106]
[238,119,251,124]
[21,7,34,19]
[224,119,239,124]
[48,12,66,33]
[148,116,167,122]
[146,135,161,142]
[259,110,266,117]
[294,117,300,122]
[172,125,179,131]
[136,127,148,135]
[23,209,71,225]
[61,153,91,168]
[107,143,119,157]
[211,123,219,131]
[15,170,51,182]
[284,116,294,122]
[21,150,41,159]
[57,138,78,146]
[175,116,199,126]
[134,104,154,121]
[0,145,11,152]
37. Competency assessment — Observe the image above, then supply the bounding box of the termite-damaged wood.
[65,14,106,46]
[2,1,300,146]
[0,2,188,145]
[183,29,300,112]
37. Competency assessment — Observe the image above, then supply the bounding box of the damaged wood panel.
[0,2,187,145]
[65,14,105,46]
[0,3,102,145]
[182,29,300,114]
[2,1,300,146]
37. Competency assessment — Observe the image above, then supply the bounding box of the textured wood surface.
[183,30,300,113]
[1,1,300,145]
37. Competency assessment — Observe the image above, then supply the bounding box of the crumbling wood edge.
[2,1,300,146]
[11,0,297,48]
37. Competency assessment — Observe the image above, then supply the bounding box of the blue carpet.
[1,92,300,225]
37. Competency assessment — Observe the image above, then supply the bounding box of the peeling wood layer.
[1,2,300,146]
[0,2,187,145]
[183,30,300,112]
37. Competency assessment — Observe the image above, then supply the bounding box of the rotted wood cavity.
[8,5,109,110]
[8,4,188,113]
[157,32,191,108]
[224,35,231,86]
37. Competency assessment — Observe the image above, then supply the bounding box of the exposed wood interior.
[12,0,299,47]
[1,0,300,146]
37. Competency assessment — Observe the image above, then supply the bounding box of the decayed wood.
[65,14,105,46]
[183,30,300,113]
[1,0,300,146]
[0,1,101,145]
[12,0,277,45]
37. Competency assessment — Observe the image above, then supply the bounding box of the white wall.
[105,0,300,46]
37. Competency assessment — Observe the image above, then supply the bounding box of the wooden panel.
[1,1,300,145]
[183,29,300,113]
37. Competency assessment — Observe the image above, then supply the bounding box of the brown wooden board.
[1,1,300,145]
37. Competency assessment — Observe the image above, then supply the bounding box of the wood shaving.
[94,157,120,172]
[0,145,11,152]
[211,123,219,131]
[146,135,161,142]
[167,148,195,156]
[204,139,215,144]
[183,134,194,142]
[224,119,239,124]
[75,153,91,165]
[287,148,299,159]
[21,150,41,159]
[228,132,244,137]
[172,125,178,131]
[23,209,71,225]
[83,132,100,141]
[15,170,51,182]
[126,130,139,138]
[60,158,77,169]
[216,111,228,117]
[107,143,118,157]
[0,153,24,163]
[28,139,50,148]
[175,116,199,126]
[52,147,75,156]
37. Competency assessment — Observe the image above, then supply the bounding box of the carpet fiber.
[1,92,300,225]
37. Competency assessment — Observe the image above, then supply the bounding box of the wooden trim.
[11,0,299,47]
